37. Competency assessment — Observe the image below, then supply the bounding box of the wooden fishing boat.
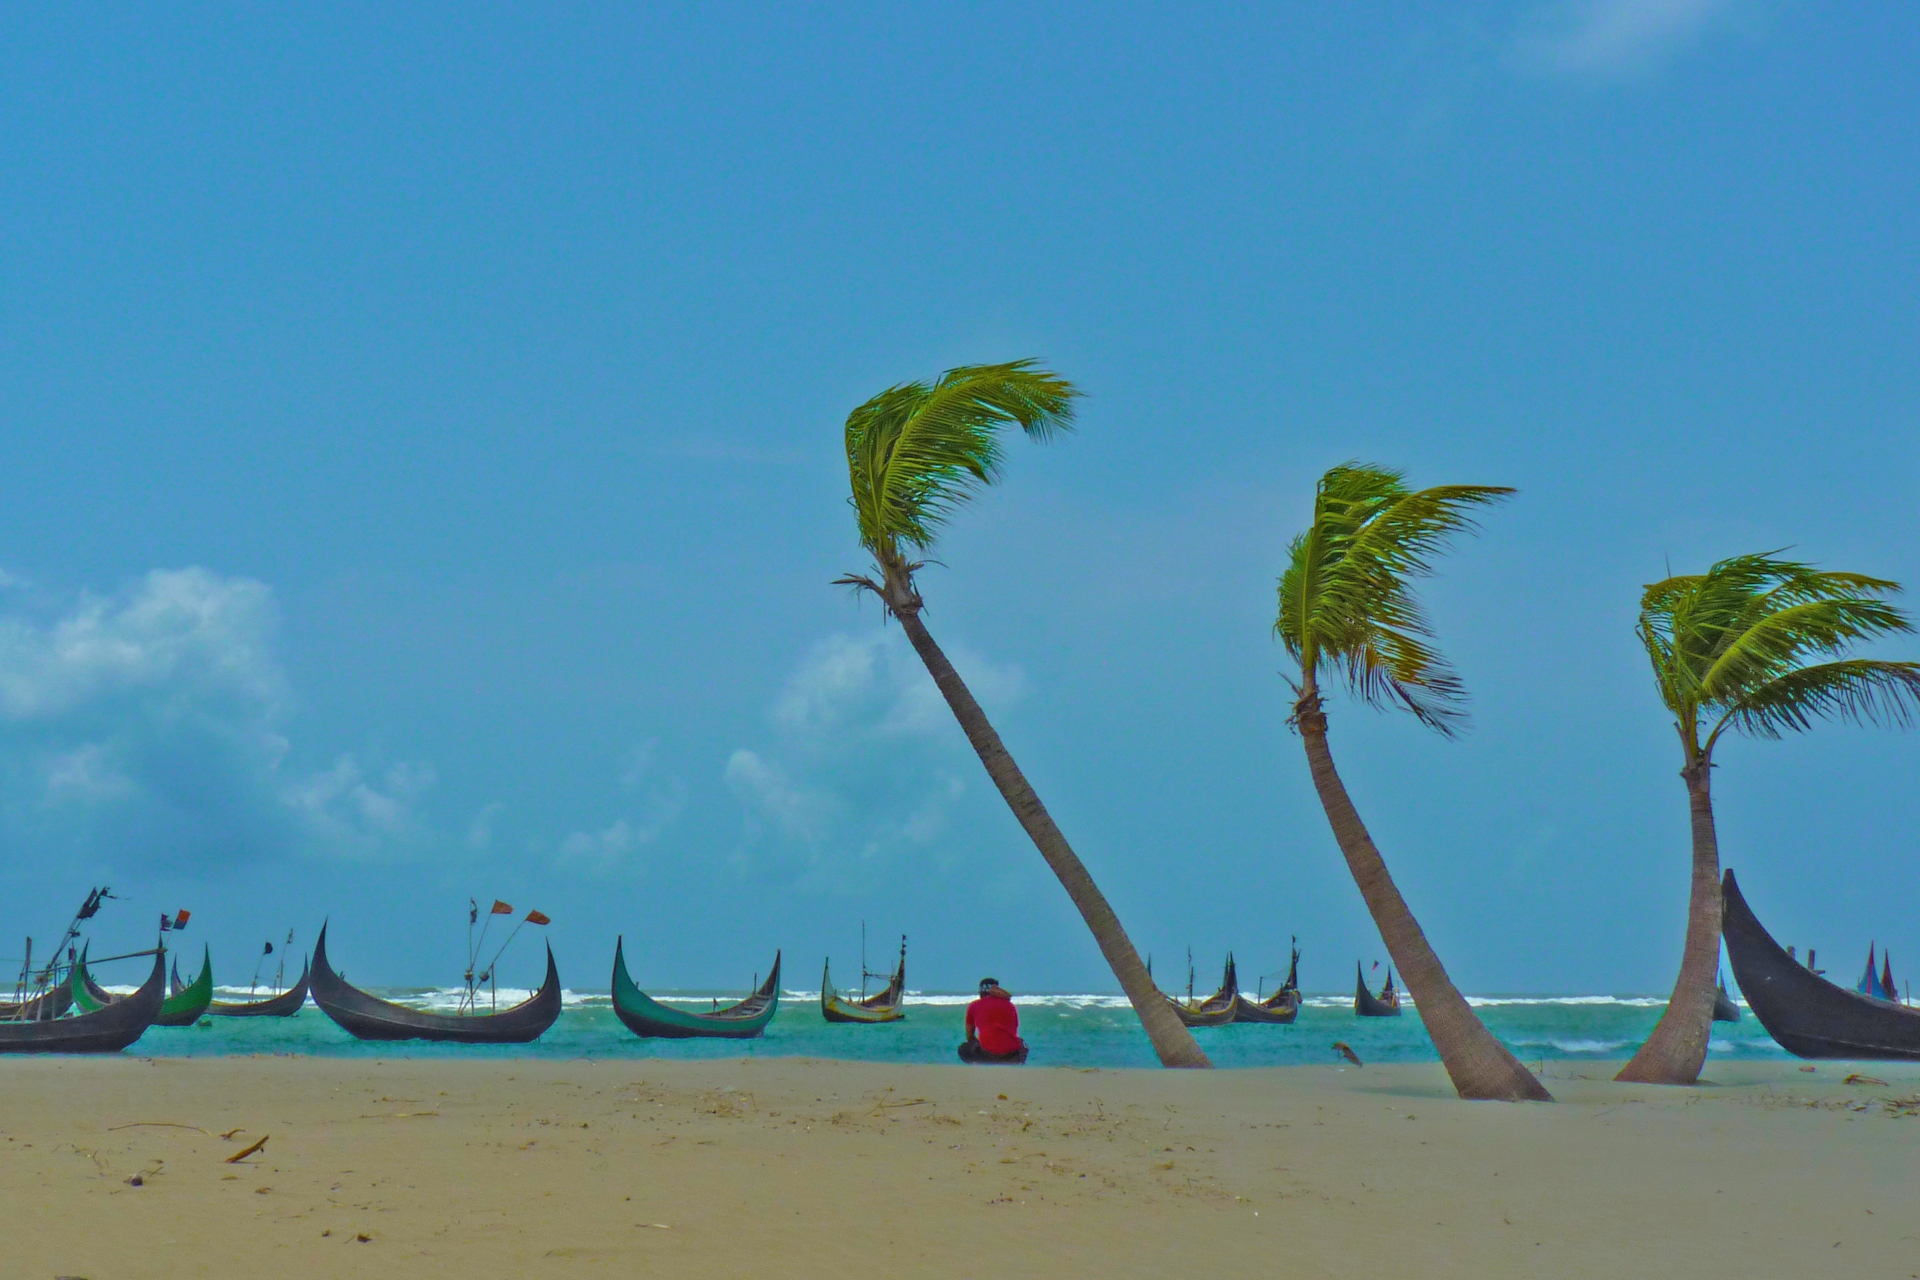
[0,947,166,1054]
[1354,963,1401,1017]
[209,959,311,1017]
[1712,974,1740,1023]
[1235,943,1301,1024]
[73,956,115,1010]
[821,937,905,1023]
[0,984,73,1021]
[1162,954,1238,1028]
[154,947,213,1026]
[78,946,213,1026]
[1722,869,1920,1060]
[309,924,561,1043]
[611,938,779,1038]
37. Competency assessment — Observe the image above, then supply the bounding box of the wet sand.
[5,1055,1919,1278]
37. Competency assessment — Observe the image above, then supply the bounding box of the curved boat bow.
[1354,963,1401,1017]
[612,939,780,1039]
[209,958,312,1017]
[0,947,166,1054]
[1722,869,1920,1060]
[821,939,905,1024]
[310,924,561,1043]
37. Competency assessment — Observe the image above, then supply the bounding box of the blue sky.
[2,2,1915,995]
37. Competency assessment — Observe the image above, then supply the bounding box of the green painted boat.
[71,952,116,1013]
[611,937,779,1039]
[76,946,212,1025]
[154,946,213,1025]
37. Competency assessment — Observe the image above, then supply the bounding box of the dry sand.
[5,1055,1920,1278]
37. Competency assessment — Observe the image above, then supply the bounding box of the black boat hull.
[1722,870,1920,1060]
[310,925,561,1043]
[209,961,312,1017]
[1712,985,1741,1023]
[1355,964,1401,1017]
[1233,990,1300,1024]
[0,985,74,1021]
[0,950,166,1054]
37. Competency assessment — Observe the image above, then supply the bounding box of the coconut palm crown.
[1618,552,1920,1085]
[836,360,1210,1069]
[844,360,1077,581]
[1640,553,1920,765]
[1277,463,1511,727]
[1277,463,1549,1101]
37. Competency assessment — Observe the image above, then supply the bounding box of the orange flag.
[490,900,513,916]
[525,910,551,926]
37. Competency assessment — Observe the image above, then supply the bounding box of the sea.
[91,983,1791,1067]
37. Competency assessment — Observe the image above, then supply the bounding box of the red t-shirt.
[965,992,1022,1054]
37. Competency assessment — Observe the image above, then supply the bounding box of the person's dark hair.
[978,977,998,994]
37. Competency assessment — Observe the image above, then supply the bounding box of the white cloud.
[0,567,284,720]
[1517,0,1744,77]
[772,630,1026,743]
[726,629,1026,885]
[283,755,439,858]
[553,742,687,875]
[0,567,437,865]
[724,748,839,844]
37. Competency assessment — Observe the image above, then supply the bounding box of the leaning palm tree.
[1616,553,1920,1085]
[1277,463,1549,1101]
[835,360,1210,1069]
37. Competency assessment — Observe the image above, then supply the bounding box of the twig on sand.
[225,1135,270,1163]
[1843,1073,1890,1087]
[108,1121,211,1135]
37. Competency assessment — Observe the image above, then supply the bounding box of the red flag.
[490,900,513,916]
[525,910,550,926]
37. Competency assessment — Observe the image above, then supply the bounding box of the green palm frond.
[845,361,1078,562]
[1717,659,1920,742]
[1277,463,1513,735]
[1637,552,1920,758]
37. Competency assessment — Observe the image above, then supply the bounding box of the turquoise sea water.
[84,985,1791,1067]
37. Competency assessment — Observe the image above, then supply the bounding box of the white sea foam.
[1511,1038,1637,1053]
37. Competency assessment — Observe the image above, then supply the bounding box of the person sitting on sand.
[959,977,1028,1064]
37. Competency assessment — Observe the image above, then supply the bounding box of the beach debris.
[220,1127,245,1140]
[225,1135,269,1163]
[125,1174,144,1186]
[1799,1065,1817,1073]
[107,1121,210,1135]
[355,1233,372,1243]
[1333,1042,1364,1067]
[1842,1074,1889,1087]
[637,1223,672,1230]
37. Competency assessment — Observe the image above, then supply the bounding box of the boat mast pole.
[463,899,479,1016]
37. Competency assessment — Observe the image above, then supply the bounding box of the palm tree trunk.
[892,605,1211,1069]
[1295,688,1550,1101]
[1616,759,1720,1085]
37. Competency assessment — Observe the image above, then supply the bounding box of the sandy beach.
[4,1056,1918,1279]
